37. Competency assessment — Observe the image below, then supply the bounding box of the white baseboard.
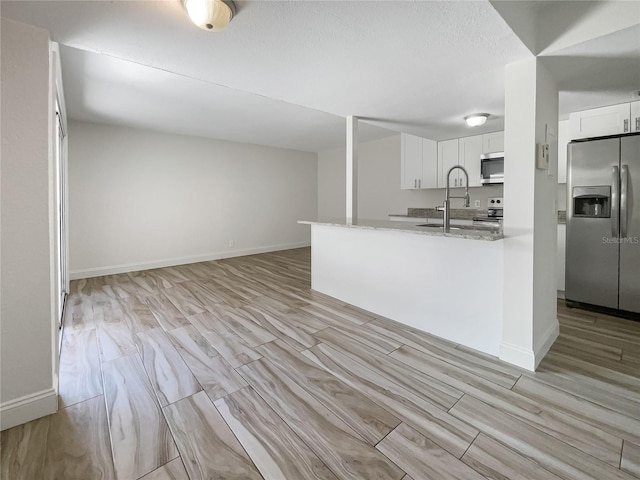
[70,241,311,280]
[499,341,537,371]
[557,290,565,299]
[533,321,559,368]
[1,388,58,431]
[499,321,559,371]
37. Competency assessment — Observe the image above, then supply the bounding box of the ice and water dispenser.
[572,186,611,218]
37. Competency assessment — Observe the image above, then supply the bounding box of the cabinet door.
[459,135,483,187]
[421,138,438,189]
[557,119,570,184]
[401,133,422,189]
[482,131,504,154]
[569,103,631,139]
[437,139,459,188]
[631,101,640,133]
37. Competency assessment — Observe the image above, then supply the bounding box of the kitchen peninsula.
[299,219,504,356]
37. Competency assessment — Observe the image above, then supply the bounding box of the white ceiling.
[490,1,640,120]
[58,45,392,152]
[1,1,638,151]
[541,24,640,119]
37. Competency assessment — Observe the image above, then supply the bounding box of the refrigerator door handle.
[621,165,629,238]
[612,166,620,238]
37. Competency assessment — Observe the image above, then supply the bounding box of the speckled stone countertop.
[298,219,503,241]
[391,208,568,224]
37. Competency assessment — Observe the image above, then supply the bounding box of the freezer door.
[566,138,620,308]
[619,135,640,313]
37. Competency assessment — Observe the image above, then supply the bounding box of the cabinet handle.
[414,179,417,188]
[636,117,639,131]
[455,178,458,187]
[418,179,421,188]
[624,119,629,133]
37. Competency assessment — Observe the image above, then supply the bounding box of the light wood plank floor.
[2,247,639,480]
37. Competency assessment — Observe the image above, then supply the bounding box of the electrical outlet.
[228,240,235,248]
[474,200,481,208]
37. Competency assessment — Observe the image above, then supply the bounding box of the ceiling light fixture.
[184,0,235,31]
[464,113,489,127]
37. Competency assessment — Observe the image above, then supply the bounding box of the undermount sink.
[416,223,499,232]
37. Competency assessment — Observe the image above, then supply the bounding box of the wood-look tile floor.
[2,247,639,480]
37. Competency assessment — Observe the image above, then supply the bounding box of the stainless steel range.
[473,197,503,227]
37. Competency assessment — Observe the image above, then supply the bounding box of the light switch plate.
[536,143,549,170]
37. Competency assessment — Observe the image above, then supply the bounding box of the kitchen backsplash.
[407,208,483,220]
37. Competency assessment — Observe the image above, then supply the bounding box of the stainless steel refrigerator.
[566,133,640,315]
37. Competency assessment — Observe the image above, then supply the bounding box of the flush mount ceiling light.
[184,0,235,31]
[464,113,489,127]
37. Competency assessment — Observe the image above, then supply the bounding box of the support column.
[500,57,559,371]
[346,116,358,224]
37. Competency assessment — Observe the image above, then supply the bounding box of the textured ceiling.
[542,24,640,119]
[58,44,391,152]
[1,0,532,149]
[2,1,637,151]
[491,1,640,119]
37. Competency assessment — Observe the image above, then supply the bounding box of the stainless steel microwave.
[480,152,504,185]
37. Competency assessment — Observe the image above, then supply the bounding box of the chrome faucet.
[436,165,471,232]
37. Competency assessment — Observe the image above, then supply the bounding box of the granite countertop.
[298,219,503,241]
[389,208,481,220]
[390,208,568,224]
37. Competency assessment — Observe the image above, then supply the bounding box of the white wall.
[317,134,503,221]
[557,184,567,211]
[68,121,317,277]
[1,18,58,429]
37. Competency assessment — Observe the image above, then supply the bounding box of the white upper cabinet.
[401,133,423,189]
[421,138,438,189]
[631,101,640,133]
[402,131,504,190]
[401,134,438,190]
[437,139,460,188]
[482,131,504,154]
[569,103,632,139]
[558,119,570,184]
[458,135,483,187]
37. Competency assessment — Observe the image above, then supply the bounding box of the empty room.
[1,1,639,479]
